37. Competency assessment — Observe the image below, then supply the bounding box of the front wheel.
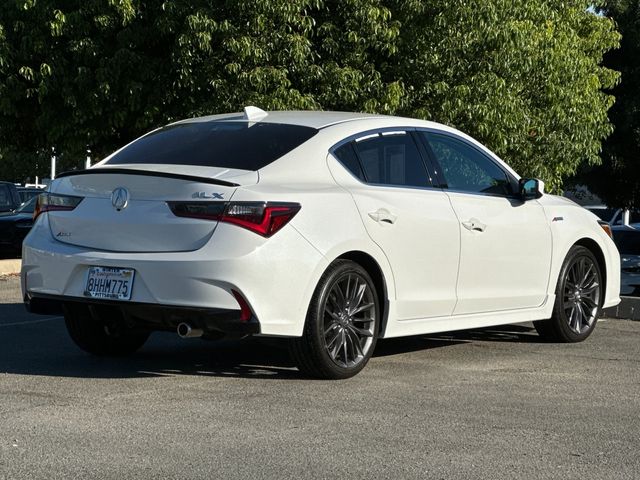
[290,260,380,379]
[534,246,603,342]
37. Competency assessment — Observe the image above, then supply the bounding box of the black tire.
[534,245,603,342]
[64,303,150,356]
[290,260,380,379]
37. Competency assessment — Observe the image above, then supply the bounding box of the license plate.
[84,267,135,300]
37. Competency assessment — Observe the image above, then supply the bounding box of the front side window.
[422,132,514,196]
[351,132,430,188]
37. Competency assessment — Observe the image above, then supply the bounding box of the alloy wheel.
[563,255,601,335]
[322,273,376,368]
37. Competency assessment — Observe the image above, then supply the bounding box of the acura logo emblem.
[111,187,130,211]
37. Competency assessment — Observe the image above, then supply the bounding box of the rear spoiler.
[55,168,240,187]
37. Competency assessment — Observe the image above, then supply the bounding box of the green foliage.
[390,0,619,192]
[576,1,640,208]
[0,1,620,190]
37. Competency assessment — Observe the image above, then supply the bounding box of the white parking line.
[0,316,63,327]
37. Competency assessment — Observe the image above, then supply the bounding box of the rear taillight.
[167,201,301,237]
[33,193,84,221]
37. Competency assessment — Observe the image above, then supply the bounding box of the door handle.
[368,208,397,225]
[462,218,486,232]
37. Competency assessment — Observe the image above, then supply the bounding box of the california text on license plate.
[84,267,135,300]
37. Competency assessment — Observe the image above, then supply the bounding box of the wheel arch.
[573,237,607,305]
[336,251,390,337]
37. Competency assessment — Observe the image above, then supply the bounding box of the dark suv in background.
[0,181,21,213]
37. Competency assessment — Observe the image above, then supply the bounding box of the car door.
[419,131,552,315]
[331,130,460,320]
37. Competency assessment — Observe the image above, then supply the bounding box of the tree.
[391,0,620,192]
[575,1,640,208]
[0,1,620,191]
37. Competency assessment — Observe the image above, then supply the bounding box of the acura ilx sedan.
[22,108,621,378]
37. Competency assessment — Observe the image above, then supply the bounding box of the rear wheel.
[534,245,602,342]
[64,303,150,356]
[290,260,380,379]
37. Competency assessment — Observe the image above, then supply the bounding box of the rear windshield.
[105,121,318,171]
[614,230,640,255]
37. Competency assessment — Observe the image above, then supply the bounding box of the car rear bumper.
[22,214,329,337]
[25,292,260,336]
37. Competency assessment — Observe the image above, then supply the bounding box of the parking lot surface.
[1,275,639,479]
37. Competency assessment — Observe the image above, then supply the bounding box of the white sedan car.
[22,108,621,379]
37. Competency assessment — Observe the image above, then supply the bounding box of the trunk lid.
[47,165,256,253]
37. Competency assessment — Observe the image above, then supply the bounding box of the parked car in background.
[17,187,44,204]
[612,226,640,297]
[586,205,639,227]
[21,108,621,379]
[0,195,37,254]
[0,181,21,213]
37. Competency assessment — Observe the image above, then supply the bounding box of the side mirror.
[519,178,543,201]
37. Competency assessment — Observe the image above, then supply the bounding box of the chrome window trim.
[329,126,522,199]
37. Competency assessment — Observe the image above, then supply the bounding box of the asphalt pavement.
[1,275,639,479]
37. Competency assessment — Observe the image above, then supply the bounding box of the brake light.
[167,201,300,237]
[33,193,84,221]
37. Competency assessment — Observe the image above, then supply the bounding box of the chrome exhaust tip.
[177,322,203,339]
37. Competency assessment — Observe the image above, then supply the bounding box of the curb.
[0,259,21,276]
[604,296,640,321]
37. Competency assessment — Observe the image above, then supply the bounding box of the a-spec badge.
[192,192,224,199]
[111,187,130,211]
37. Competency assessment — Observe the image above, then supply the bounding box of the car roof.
[173,109,442,130]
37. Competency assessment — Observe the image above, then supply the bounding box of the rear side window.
[333,143,365,181]
[351,132,430,187]
[105,122,318,171]
[0,184,13,209]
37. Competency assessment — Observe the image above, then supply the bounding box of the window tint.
[18,189,41,203]
[353,133,430,187]
[15,196,38,214]
[422,132,513,196]
[106,122,318,171]
[0,185,12,208]
[333,143,365,181]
